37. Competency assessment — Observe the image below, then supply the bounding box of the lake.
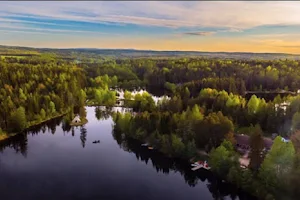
[0,106,256,200]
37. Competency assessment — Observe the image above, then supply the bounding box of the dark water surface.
[0,107,256,200]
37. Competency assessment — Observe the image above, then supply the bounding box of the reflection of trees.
[80,126,87,148]
[206,178,243,200]
[62,120,72,133]
[49,122,56,134]
[41,125,46,133]
[71,127,75,137]
[27,116,64,136]
[113,126,202,186]
[0,133,28,157]
[95,106,112,120]
[112,124,256,200]
[0,115,66,157]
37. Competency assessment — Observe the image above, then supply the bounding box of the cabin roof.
[234,134,273,149]
[235,134,250,146]
[72,115,81,122]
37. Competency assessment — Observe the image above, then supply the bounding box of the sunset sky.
[0,1,300,53]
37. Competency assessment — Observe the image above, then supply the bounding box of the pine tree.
[8,107,27,132]
[249,124,265,171]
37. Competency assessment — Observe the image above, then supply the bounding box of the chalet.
[274,101,290,114]
[235,134,273,168]
[72,115,81,124]
[234,134,292,168]
[234,134,273,154]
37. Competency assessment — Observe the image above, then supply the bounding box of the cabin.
[234,134,273,154]
[235,134,274,168]
[274,101,290,114]
[72,115,81,124]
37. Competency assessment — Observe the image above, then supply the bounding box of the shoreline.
[133,137,258,199]
[0,111,68,142]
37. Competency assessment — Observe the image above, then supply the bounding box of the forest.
[2,47,300,199]
[0,55,87,140]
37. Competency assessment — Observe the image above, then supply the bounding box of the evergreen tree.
[8,107,27,132]
[249,124,265,171]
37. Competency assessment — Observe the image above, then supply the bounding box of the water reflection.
[0,133,28,157]
[112,129,255,200]
[0,115,67,155]
[0,116,65,156]
[0,106,256,200]
[95,106,112,120]
[80,126,87,148]
[94,106,133,120]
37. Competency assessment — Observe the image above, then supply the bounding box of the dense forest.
[81,58,300,95]
[0,55,87,139]
[112,92,300,199]
[2,46,300,199]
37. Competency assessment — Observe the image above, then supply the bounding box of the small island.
[70,114,88,126]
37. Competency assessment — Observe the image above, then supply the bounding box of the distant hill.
[0,45,300,60]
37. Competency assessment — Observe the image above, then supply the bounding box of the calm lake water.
[0,106,256,200]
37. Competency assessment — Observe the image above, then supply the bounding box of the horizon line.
[1,44,300,56]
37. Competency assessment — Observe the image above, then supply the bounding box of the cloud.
[0,29,49,35]
[0,22,121,35]
[247,34,300,46]
[221,28,243,33]
[184,31,215,36]
[278,45,300,48]
[182,28,242,37]
[248,36,300,50]
[0,1,300,30]
[0,1,300,54]
[0,17,78,27]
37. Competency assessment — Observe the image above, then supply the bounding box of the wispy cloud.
[0,17,78,27]
[0,1,299,53]
[221,28,243,33]
[278,45,300,49]
[0,2,300,29]
[0,22,116,35]
[0,29,49,35]
[184,31,215,36]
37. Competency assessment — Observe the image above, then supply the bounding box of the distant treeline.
[81,58,300,98]
[1,45,300,59]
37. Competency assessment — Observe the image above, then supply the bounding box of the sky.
[0,1,300,53]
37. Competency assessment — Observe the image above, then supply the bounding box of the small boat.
[191,161,210,171]
[191,161,204,167]
[92,140,100,144]
[148,146,154,150]
[192,165,202,171]
[191,163,200,167]
[141,143,149,147]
